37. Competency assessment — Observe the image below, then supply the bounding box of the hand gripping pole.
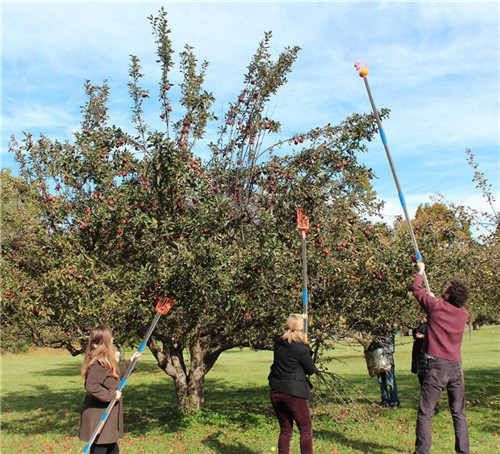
[354,60,430,292]
[82,297,174,453]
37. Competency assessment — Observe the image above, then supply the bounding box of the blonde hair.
[280,315,308,344]
[81,325,119,379]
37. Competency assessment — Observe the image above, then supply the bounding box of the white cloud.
[2,1,498,219]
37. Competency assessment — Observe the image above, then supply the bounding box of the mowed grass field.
[1,326,499,453]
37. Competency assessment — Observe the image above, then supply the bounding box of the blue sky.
[2,0,499,225]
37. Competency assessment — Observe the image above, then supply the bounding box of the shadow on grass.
[202,431,260,454]
[1,377,270,438]
[2,364,498,442]
[316,428,398,453]
[464,369,500,405]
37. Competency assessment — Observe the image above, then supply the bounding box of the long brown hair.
[280,315,309,344]
[81,325,119,379]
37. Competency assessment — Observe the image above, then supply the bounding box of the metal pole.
[297,209,310,333]
[354,61,430,292]
[301,230,308,333]
[82,298,173,453]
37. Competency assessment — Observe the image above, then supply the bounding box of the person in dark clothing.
[412,319,439,414]
[268,314,317,454]
[412,262,470,454]
[370,333,400,409]
[411,319,427,380]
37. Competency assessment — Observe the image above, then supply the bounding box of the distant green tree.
[425,150,500,327]
[390,155,499,329]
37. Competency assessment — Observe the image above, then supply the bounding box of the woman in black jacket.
[268,314,317,454]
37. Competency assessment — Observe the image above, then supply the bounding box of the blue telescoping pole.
[82,298,173,454]
[354,60,431,293]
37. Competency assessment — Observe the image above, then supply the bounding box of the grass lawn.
[1,326,499,453]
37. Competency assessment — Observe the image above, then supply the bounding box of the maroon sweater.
[412,274,469,362]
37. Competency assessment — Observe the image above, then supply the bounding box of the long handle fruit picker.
[297,209,310,333]
[354,60,431,292]
[82,297,174,454]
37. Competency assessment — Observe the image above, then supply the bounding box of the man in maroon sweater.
[412,261,470,454]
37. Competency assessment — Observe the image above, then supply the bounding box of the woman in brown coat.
[78,325,141,454]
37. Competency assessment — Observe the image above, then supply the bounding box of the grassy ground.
[1,326,499,453]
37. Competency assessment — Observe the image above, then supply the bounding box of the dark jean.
[270,390,313,454]
[90,443,119,454]
[378,354,400,407]
[415,357,469,454]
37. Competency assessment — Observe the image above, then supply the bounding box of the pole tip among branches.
[155,297,174,315]
[297,208,310,233]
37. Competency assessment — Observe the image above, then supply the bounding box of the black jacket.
[411,322,428,375]
[268,334,317,399]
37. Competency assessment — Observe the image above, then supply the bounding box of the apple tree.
[7,8,406,411]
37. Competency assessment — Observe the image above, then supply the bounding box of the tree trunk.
[148,335,223,413]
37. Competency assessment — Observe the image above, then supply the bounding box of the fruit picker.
[354,60,430,292]
[82,297,174,453]
[297,209,310,333]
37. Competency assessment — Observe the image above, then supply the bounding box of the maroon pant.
[415,357,469,454]
[270,390,313,454]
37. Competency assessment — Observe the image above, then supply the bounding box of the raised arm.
[412,262,438,310]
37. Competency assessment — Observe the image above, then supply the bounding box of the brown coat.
[78,361,130,444]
